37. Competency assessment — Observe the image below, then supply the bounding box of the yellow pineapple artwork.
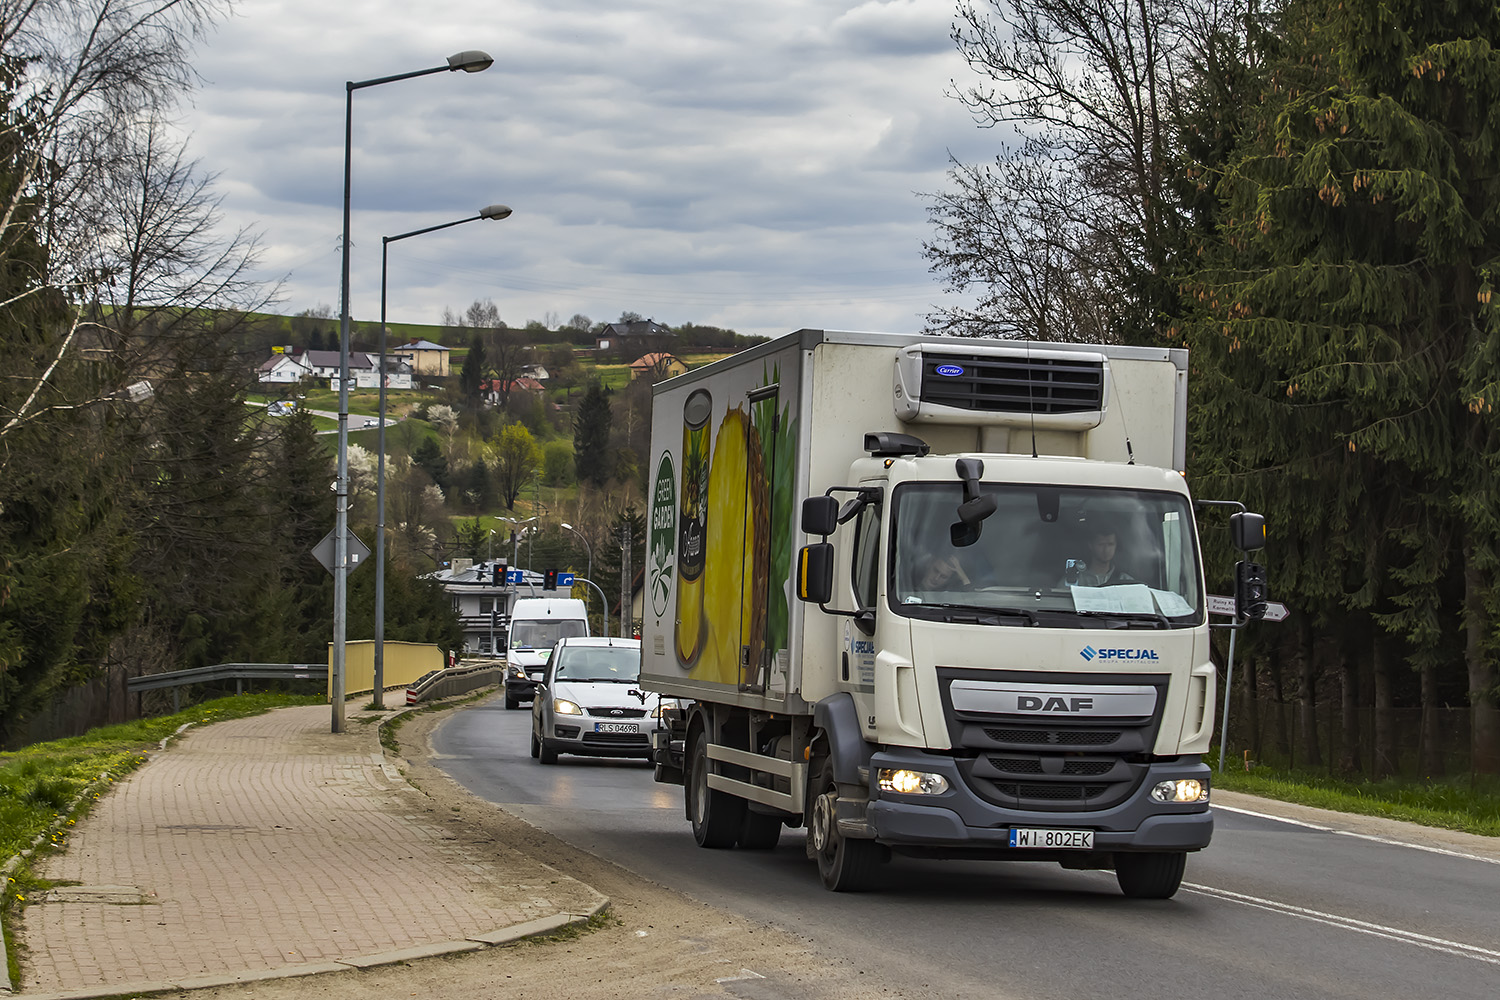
[674,389,712,666]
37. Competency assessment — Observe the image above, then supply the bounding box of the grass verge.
[0,692,322,985]
[1213,763,1500,837]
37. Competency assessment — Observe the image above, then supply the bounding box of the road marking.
[1184,883,1500,966]
[1214,803,1500,866]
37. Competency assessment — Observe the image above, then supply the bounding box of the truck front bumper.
[863,748,1212,854]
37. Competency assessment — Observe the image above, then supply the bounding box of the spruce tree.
[573,380,613,488]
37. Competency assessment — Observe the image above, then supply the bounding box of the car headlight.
[650,698,680,719]
[1150,779,1209,803]
[553,699,582,716]
[877,769,950,795]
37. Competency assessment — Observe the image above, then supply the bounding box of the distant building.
[392,338,451,377]
[429,562,545,656]
[628,352,687,380]
[595,319,671,351]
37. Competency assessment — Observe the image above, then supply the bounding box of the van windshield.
[889,483,1202,626]
[509,620,587,650]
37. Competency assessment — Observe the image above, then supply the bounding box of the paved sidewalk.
[11,703,606,998]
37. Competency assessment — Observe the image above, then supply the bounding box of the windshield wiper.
[1071,610,1172,629]
[913,602,1038,626]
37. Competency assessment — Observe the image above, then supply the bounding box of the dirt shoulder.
[155,703,898,1000]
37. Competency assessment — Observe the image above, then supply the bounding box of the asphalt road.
[433,697,1500,1000]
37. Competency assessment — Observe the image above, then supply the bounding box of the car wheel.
[504,691,520,710]
[539,738,559,765]
[687,730,743,848]
[1115,851,1186,899]
[530,730,540,759]
[808,757,884,891]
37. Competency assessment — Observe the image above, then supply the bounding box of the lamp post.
[332,50,492,734]
[559,522,592,582]
[373,204,511,708]
[559,522,597,631]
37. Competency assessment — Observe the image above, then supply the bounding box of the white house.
[257,353,311,384]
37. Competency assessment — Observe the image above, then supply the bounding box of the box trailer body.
[639,330,1254,896]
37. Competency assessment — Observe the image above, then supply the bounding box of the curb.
[9,898,611,999]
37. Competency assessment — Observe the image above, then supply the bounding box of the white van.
[504,597,588,709]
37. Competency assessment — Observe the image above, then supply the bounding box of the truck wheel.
[809,759,883,891]
[1115,851,1186,899]
[738,809,782,851]
[688,731,744,848]
[504,691,520,710]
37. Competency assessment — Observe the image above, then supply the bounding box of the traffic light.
[543,568,558,591]
[491,562,502,586]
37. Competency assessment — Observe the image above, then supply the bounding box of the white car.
[530,637,662,764]
[362,417,379,427]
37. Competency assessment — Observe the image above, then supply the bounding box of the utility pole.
[619,522,632,637]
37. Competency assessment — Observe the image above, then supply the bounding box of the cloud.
[174,0,991,336]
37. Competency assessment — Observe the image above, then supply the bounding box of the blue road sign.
[557,572,576,586]
[506,569,526,584]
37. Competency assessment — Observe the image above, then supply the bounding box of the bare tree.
[926,0,1251,342]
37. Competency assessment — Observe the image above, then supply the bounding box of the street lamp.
[559,522,592,582]
[559,522,597,631]
[373,204,511,708]
[332,50,492,734]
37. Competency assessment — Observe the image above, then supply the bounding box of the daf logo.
[934,364,964,377]
[1018,696,1094,713]
[1081,646,1159,661]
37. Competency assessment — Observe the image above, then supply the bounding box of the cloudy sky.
[181,0,997,339]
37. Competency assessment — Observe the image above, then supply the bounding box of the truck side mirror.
[797,543,834,604]
[802,496,838,536]
[1235,560,1268,621]
[1231,511,1266,552]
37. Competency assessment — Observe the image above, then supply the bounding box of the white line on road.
[1214,804,1500,866]
[1184,883,1500,967]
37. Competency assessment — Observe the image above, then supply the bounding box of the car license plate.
[595,722,637,733]
[1009,828,1094,849]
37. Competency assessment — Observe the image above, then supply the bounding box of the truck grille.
[919,352,1104,415]
[938,668,1168,813]
[983,728,1122,747]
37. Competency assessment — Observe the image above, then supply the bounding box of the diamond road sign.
[311,528,372,575]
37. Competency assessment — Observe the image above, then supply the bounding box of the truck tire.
[504,690,520,710]
[809,759,883,891]
[688,731,744,848]
[738,809,782,851]
[1115,851,1186,899]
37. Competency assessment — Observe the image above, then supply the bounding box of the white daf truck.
[640,330,1266,896]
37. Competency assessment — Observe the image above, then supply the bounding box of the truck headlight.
[878,769,950,795]
[553,699,582,716]
[650,698,680,719]
[1150,779,1208,803]
[507,665,525,679]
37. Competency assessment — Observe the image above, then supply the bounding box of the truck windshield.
[509,620,587,650]
[889,483,1202,625]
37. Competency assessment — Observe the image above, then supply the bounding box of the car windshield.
[889,483,1203,626]
[509,620,586,650]
[554,646,641,682]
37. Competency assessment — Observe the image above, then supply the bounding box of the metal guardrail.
[127,663,326,712]
[405,661,503,705]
